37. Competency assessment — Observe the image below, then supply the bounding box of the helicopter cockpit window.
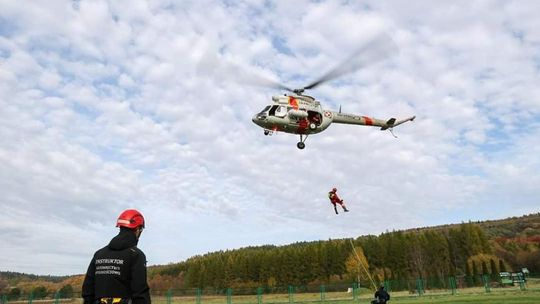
[258,105,271,115]
[274,105,287,117]
[269,105,278,116]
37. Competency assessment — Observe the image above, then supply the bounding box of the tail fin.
[380,118,396,130]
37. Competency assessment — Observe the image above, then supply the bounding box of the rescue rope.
[349,238,378,291]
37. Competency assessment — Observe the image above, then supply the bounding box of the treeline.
[148,242,352,291]
[476,213,540,239]
[2,214,539,294]
[181,242,351,289]
[0,284,75,300]
[148,221,539,291]
[356,224,498,289]
[0,272,83,300]
[0,272,66,284]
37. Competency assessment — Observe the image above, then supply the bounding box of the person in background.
[373,285,390,304]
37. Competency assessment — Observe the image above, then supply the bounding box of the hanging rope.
[349,238,378,291]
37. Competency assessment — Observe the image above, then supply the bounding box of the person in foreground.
[372,285,390,304]
[82,209,151,304]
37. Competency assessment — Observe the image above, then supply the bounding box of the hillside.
[147,212,540,290]
[1,213,539,295]
[478,213,540,238]
[401,213,540,238]
[0,272,66,284]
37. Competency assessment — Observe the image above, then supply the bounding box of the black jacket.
[82,229,151,304]
[374,288,390,303]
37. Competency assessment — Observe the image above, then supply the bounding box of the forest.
[145,213,540,291]
[1,213,539,297]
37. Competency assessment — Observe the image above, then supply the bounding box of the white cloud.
[1,0,539,275]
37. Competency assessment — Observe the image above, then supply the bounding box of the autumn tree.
[472,261,479,286]
[8,288,21,300]
[465,262,473,287]
[32,286,48,299]
[499,259,507,272]
[58,284,73,298]
[345,246,370,285]
[481,261,489,276]
[0,276,8,294]
[490,259,499,281]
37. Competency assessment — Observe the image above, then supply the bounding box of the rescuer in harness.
[82,209,151,304]
[328,187,349,214]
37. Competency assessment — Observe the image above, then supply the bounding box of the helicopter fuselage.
[251,95,332,135]
[252,94,415,149]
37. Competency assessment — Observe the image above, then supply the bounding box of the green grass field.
[384,290,540,303]
[148,289,540,304]
[147,281,540,304]
[18,281,535,304]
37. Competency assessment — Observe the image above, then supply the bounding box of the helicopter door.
[275,105,287,117]
[269,105,287,118]
[308,110,322,126]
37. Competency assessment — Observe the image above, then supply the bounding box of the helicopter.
[252,89,415,149]
[198,34,415,149]
[250,35,415,149]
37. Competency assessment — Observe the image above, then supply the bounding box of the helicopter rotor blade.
[303,34,398,91]
[196,49,296,93]
[240,73,295,93]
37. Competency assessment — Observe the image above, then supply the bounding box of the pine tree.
[490,259,499,281]
[481,261,489,275]
[465,262,474,287]
[499,259,507,273]
[8,288,21,300]
[423,231,451,284]
[0,277,8,295]
[406,233,426,279]
[472,261,479,286]
[32,286,48,299]
[447,228,465,273]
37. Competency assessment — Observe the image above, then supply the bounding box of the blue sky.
[1,0,539,275]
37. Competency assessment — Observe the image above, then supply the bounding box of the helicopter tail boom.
[331,112,385,126]
[331,112,415,130]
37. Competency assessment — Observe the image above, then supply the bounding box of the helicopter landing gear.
[297,134,308,149]
[264,130,270,135]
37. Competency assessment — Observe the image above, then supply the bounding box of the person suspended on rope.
[328,187,349,214]
[372,285,390,304]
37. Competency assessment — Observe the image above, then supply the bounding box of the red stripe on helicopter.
[362,116,373,125]
[289,96,299,110]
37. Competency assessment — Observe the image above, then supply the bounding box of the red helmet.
[332,188,337,192]
[116,209,145,229]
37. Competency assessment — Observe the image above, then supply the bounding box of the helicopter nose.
[252,114,264,125]
[252,115,259,126]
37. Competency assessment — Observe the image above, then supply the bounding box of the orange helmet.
[116,209,145,229]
